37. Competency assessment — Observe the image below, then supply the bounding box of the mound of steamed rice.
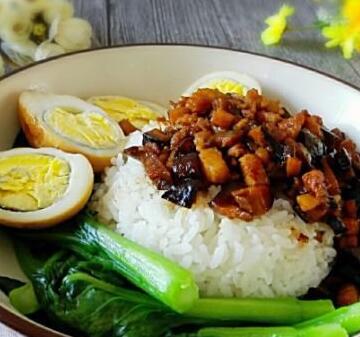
[91,131,337,298]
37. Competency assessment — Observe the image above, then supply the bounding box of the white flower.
[28,0,48,16]
[0,54,5,76]
[42,0,74,24]
[52,18,92,51]
[0,0,93,66]
[34,41,65,61]
[0,0,33,42]
[1,39,37,66]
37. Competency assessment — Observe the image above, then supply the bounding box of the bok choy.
[185,324,348,337]
[7,245,337,337]
[28,251,188,337]
[5,215,337,337]
[14,214,199,313]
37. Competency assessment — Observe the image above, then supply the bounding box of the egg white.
[182,71,262,96]
[0,147,94,229]
[18,91,125,172]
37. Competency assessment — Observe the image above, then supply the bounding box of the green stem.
[195,324,347,337]
[197,327,297,337]
[12,215,200,314]
[298,324,348,337]
[9,283,40,315]
[187,298,334,325]
[286,23,321,33]
[295,302,360,335]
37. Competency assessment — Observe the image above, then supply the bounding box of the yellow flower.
[261,4,295,45]
[342,0,360,28]
[322,24,359,59]
[322,0,360,59]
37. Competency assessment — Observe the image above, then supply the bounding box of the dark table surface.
[78,0,360,87]
[2,0,360,336]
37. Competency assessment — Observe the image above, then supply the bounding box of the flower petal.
[342,37,355,59]
[48,17,61,41]
[1,39,36,66]
[342,0,360,27]
[34,41,65,61]
[0,54,5,76]
[54,18,92,51]
[260,4,295,46]
[0,0,33,42]
[278,4,295,17]
[42,0,74,24]
[28,0,48,15]
[261,27,282,45]
[321,20,360,59]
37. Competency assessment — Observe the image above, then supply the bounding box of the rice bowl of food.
[0,45,360,337]
[91,111,336,299]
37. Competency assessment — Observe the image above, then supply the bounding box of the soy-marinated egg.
[0,147,94,229]
[18,91,125,172]
[183,71,262,96]
[88,96,167,128]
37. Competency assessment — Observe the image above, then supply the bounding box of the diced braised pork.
[199,147,230,184]
[126,87,360,232]
[239,154,269,186]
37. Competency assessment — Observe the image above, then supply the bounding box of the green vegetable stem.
[9,283,40,315]
[194,324,348,337]
[12,215,335,321]
[10,240,337,337]
[13,214,199,313]
[188,297,334,325]
[7,214,341,337]
[296,302,360,335]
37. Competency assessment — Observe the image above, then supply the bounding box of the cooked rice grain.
[91,131,336,298]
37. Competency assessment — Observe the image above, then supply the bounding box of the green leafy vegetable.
[193,324,348,337]
[28,250,191,337]
[187,298,334,325]
[296,302,360,335]
[7,215,338,337]
[14,214,199,313]
[9,283,40,315]
[12,215,335,323]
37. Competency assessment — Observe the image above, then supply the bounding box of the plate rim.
[1,42,360,93]
[0,42,359,337]
[0,305,67,337]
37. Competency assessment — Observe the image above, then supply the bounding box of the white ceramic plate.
[0,44,360,337]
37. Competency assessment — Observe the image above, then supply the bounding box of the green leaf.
[313,20,330,30]
[13,214,199,313]
[31,251,186,337]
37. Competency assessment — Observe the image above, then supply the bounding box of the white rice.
[91,131,337,298]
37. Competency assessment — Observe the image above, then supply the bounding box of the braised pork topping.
[125,88,360,238]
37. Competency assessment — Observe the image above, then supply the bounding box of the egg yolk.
[0,154,70,212]
[90,97,158,128]
[45,107,120,148]
[207,79,244,96]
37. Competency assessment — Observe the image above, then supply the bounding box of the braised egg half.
[19,91,125,172]
[88,96,167,128]
[0,147,94,229]
[183,71,262,96]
